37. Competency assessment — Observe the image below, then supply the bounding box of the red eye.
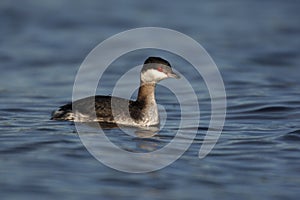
[157,66,163,72]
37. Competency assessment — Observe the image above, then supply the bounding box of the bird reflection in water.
[75,122,162,153]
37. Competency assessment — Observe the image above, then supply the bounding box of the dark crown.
[144,57,171,67]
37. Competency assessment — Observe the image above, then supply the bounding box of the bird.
[51,57,180,127]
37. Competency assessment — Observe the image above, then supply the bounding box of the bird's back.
[51,95,138,124]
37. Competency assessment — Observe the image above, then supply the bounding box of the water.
[1,0,300,199]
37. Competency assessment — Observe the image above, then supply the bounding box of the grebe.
[51,57,180,127]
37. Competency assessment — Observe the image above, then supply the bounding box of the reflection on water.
[1,0,300,199]
[76,122,161,152]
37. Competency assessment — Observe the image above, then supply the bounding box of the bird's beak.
[168,71,181,79]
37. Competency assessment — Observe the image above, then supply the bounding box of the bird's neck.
[134,82,159,126]
[137,82,156,104]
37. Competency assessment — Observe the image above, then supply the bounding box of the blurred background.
[0,0,300,199]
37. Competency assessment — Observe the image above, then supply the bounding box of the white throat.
[141,69,168,83]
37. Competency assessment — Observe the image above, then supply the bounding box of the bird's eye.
[157,66,163,72]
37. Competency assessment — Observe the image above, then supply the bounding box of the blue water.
[1,0,300,199]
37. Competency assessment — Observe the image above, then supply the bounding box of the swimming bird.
[51,57,180,127]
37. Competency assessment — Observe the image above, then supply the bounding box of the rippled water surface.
[1,0,300,199]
